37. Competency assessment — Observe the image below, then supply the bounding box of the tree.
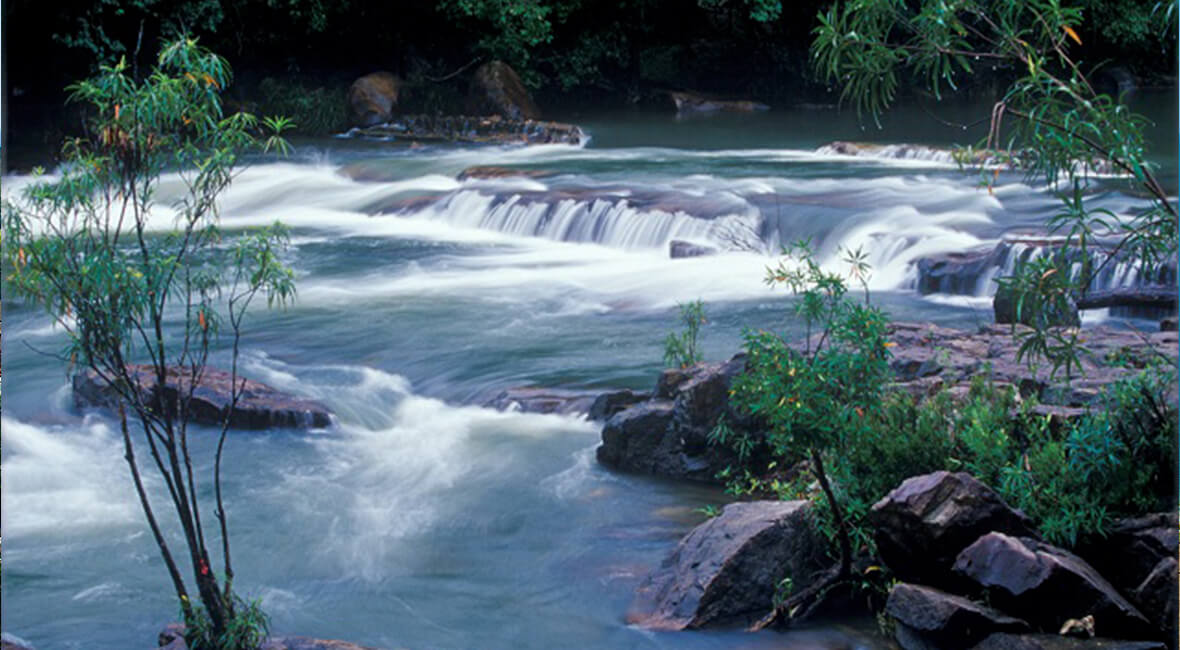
[2,38,292,649]
[722,243,891,626]
[810,0,1178,377]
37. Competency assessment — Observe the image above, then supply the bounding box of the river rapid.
[2,95,1175,649]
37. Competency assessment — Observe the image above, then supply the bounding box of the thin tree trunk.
[810,448,851,579]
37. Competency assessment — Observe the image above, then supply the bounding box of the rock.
[349,114,584,146]
[466,61,540,121]
[868,471,1036,589]
[915,247,1000,295]
[73,364,333,430]
[627,500,827,629]
[348,71,402,127]
[1076,287,1178,311]
[668,240,718,259]
[1076,513,1178,596]
[597,357,750,481]
[953,533,1154,640]
[587,389,649,421]
[667,90,769,114]
[1161,317,1177,332]
[157,626,381,650]
[483,387,600,415]
[972,633,1165,649]
[456,166,553,181]
[994,284,1081,327]
[1,633,37,650]
[1130,557,1178,645]
[886,583,1029,649]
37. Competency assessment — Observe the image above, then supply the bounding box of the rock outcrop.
[667,90,769,114]
[971,633,1165,649]
[348,71,402,127]
[73,365,333,430]
[466,61,540,121]
[869,471,1037,589]
[668,240,718,259]
[483,387,601,416]
[627,500,827,629]
[348,114,584,145]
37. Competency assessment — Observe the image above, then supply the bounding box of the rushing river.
[2,94,1175,649]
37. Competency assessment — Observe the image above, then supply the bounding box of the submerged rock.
[466,60,540,121]
[73,364,333,430]
[868,471,1036,590]
[483,386,600,416]
[348,114,584,146]
[348,71,403,127]
[456,165,554,180]
[954,533,1154,640]
[628,500,826,629]
[668,240,718,259]
[587,389,649,421]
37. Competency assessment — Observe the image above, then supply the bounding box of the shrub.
[258,77,349,135]
[663,299,706,368]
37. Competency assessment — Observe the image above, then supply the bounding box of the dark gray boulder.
[466,61,540,121]
[627,500,826,629]
[596,400,677,473]
[1076,513,1178,597]
[954,533,1154,640]
[587,389,649,421]
[74,365,333,430]
[483,387,600,415]
[348,71,402,127]
[886,582,1030,650]
[1130,557,1178,646]
[868,471,1037,589]
[972,633,1165,649]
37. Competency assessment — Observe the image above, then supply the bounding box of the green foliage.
[811,0,1179,378]
[2,37,292,643]
[258,77,348,135]
[438,0,554,86]
[724,241,891,579]
[663,299,707,368]
[185,595,270,650]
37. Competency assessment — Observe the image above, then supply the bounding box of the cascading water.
[3,102,1173,650]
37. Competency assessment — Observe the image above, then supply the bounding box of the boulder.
[159,626,379,650]
[1076,513,1178,596]
[1130,557,1178,646]
[1,633,36,650]
[348,71,402,127]
[597,357,750,481]
[1161,317,1177,332]
[73,364,333,430]
[868,471,1036,589]
[587,389,649,421]
[669,240,718,259]
[466,61,540,121]
[483,387,600,415]
[972,633,1165,650]
[886,583,1029,650]
[349,114,584,146]
[953,533,1154,640]
[627,500,827,629]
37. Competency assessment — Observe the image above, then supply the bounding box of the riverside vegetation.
[2,38,293,649]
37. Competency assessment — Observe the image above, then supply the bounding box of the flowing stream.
[2,94,1175,649]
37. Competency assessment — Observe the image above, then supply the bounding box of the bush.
[663,299,706,368]
[258,77,349,135]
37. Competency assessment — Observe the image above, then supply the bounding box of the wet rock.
[1075,287,1178,312]
[886,583,1029,650]
[350,114,584,146]
[627,500,826,629]
[868,471,1036,589]
[1161,317,1177,332]
[972,633,1165,650]
[466,61,540,121]
[456,165,553,180]
[1,633,37,650]
[667,90,769,114]
[348,71,402,127]
[954,533,1154,640]
[483,387,600,415]
[669,240,718,259]
[587,389,649,421]
[915,247,999,295]
[596,400,677,473]
[158,625,381,650]
[73,365,333,430]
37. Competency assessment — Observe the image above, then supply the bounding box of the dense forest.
[4,0,1176,167]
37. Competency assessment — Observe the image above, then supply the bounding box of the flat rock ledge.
[346,114,585,146]
[74,364,333,430]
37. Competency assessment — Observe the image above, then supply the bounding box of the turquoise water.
[2,94,1174,649]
